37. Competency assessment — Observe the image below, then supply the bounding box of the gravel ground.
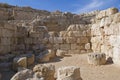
[1,53,120,80]
[46,53,120,80]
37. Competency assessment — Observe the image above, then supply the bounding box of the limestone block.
[106,7,118,15]
[53,44,60,49]
[86,29,91,36]
[13,57,27,71]
[30,32,44,38]
[25,38,32,44]
[67,24,81,31]
[87,53,106,65]
[101,45,113,59]
[36,50,51,62]
[11,69,33,80]
[65,37,76,43]
[49,37,54,44]
[71,44,80,50]
[85,43,91,50]
[80,50,87,53]
[67,31,74,37]
[33,64,55,80]
[113,13,120,23]
[109,35,120,47]
[56,49,68,56]
[60,44,71,50]
[54,37,63,44]
[113,47,120,65]
[48,31,59,37]
[48,49,56,59]
[21,53,35,66]
[96,10,107,19]
[57,66,82,80]
[80,37,89,43]
[16,44,25,50]
[59,31,66,37]
[72,31,81,37]
[77,38,81,43]
[68,50,80,54]
[42,37,49,44]
[91,23,101,36]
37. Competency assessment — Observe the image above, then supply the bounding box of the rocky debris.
[33,64,55,80]
[87,53,106,65]
[13,57,27,71]
[11,69,33,80]
[21,53,35,66]
[57,66,82,80]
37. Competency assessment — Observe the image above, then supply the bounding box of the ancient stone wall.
[91,8,120,65]
[0,22,17,54]
[47,24,91,55]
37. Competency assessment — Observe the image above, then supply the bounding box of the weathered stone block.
[60,44,71,50]
[87,53,106,65]
[33,64,55,80]
[54,37,63,44]
[56,49,68,56]
[85,43,91,50]
[57,66,82,80]
[65,37,76,43]
[71,44,81,50]
[13,57,27,71]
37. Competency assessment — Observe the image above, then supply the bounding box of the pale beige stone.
[85,43,91,50]
[33,64,55,80]
[60,44,71,50]
[87,53,106,65]
[56,49,68,56]
[65,37,76,44]
[13,57,27,71]
[54,37,63,44]
[68,50,80,54]
[71,44,80,50]
[57,66,82,80]
[113,47,120,65]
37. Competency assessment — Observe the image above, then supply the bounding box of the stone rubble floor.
[1,53,120,80]
[47,53,120,80]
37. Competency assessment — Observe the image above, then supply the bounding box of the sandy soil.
[46,53,120,80]
[1,53,120,80]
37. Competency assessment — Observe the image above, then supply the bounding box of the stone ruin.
[0,4,120,80]
[91,7,120,65]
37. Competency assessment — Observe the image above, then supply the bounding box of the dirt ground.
[46,53,120,80]
[1,53,120,80]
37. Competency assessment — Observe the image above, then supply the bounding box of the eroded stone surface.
[57,66,82,80]
[87,53,106,65]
